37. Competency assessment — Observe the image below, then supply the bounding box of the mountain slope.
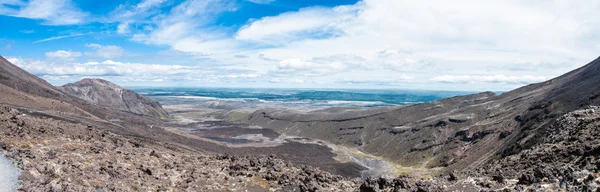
[0,56,64,99]
[240,56,600,175]
[0,56,167,136]
[481,106,600,187]
[58,78,169,119]
[0,56,98,119]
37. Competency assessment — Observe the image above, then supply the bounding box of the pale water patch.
[0,151,20,192]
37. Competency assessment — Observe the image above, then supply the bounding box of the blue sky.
[1,0,600,91]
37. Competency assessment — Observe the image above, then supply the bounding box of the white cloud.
[374,49,432,72]
[117,22,130,34]
[245,0,275,4]
[136,0,166,10]
[132,22,191,45]
[109,0,167,20]
[45,50,82,59]
[1,0,88,25]
[109,0,169,34]
[131,0,236,44]
[127,0,241,60]
[226,73,261,78]
[336,76,414,85]
[5,56,265,87]
[269,78,305,84]
[0,0,26,15]
[431,75,551,84]
[8,57,191,77]
[271,54,368,76]
[225,0,600,89]
[236,5,359,45]
[84,44,125,58]
[33,33,86,44]
[0,0,26,5]
[14,0,599,90]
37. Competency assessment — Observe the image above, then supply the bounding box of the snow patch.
[0,152,20,192]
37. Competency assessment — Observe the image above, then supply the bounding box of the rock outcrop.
[58,78,169,119]
[478,106,600,191]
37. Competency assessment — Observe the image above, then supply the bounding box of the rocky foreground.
[357,107,600,192]
[477,106,600,191]
[0,103,454,191]
[0,105,359,191]
[3,100,600,191]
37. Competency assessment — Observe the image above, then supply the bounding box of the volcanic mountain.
[58,78,169,119]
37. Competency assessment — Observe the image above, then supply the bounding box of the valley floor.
[162,104,368,178]
[2,102,599,191]
[160,103,600,191]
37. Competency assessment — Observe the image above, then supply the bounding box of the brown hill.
[58,78,169,119]
[240,56,600,175]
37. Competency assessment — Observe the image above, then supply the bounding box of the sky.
[1,0,600,91]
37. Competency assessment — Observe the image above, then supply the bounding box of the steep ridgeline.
[58,78,169,119]
[0,55,168,136]
[241,56,600,175]
[0,56,97,119]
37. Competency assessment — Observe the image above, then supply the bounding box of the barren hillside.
[59,78,169,119]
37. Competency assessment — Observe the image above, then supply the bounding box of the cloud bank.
[3,0,600,91]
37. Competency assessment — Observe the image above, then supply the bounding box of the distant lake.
[131,87,476,108]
